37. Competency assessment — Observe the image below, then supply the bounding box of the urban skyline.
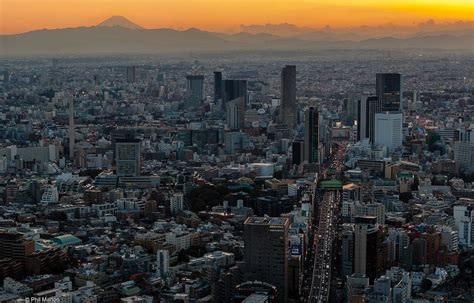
[0,1,472,303]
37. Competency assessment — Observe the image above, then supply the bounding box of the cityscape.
[0,1,473,303]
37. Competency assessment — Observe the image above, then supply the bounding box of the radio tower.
[69,97,75,161]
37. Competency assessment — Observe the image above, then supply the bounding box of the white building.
[165,228,191,251]
[374,112,403,152]
[355,202,385,224]
[454,205,474,247]
[41,185,59,204]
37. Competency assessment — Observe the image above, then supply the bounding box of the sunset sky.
[1,0,473,34]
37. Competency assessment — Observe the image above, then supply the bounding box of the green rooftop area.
[319,179,343,189]
[52,234,82,247]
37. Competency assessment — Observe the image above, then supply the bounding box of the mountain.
[97,16,144,30]
[1,19,473,56]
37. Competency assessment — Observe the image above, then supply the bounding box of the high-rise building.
[279,65,297,135]
[186,75,205,107]
[454,141,474,171]
[304,106,319,164]
[126,66,136,83]
[214,71,223,102]
[292,141,304,166]
[344,97,359,125]
[226,97,245,130]
[354,217,384,282]
[223,79,247,110]
[156,249,170,278]
[115,139,141,176]
[243,217,289,303]
[376,73,402,112]
[374,112,403,151]
[357,96,382,143]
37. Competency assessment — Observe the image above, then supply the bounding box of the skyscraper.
[223,79,247,110]
[304,106,319,164]
[115,139,141,176]
[279,65,297,135]
[376,73,402,112]
[226,97,245,130]
[243,217,289,303]
[126,66,136,83]
[374,112,403,151]
[353,217,384,282]
[186,75,205,107]
[214,71,223,102]
[357,95,382,143]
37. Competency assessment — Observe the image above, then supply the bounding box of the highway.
[303,144,346,302]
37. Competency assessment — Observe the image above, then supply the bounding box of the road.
[301,144,346,302]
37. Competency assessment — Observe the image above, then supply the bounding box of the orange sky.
[1,0,473,34]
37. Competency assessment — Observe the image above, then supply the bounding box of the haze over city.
[2,0,474,34]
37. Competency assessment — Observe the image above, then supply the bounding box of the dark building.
[126,66,136,83]
[292,141,304,166]
[0,232,34,262]
[353,218,385,283]
[186,75,205,108]
[223,80,247,110]
[279,65,297,136]
[376,73,402,112]
[0,232,35,279]
[304,106,319,164]
[243,217,289,303]
[214,71,223,102]
[357,96,382,143]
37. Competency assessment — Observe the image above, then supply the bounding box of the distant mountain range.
[97,16,144,30]
[1,16,473,56]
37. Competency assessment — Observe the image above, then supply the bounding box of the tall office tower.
[353,217,384,282]
[357,95,382,143]
[344,97,359,125]
[115,139,141,176]
[214,71,223,102]
[304,106,319,164]
[126,66,136,83]
[223,79,247,110]
[374,112,403,151]
[279,65,297,133]
[226,97,245,130]
[68,97,75,160]
[292,141,304,165]
[243,217,289,303]
[376,73,402,112]
[186,75,205,107]
[156,249,170,278]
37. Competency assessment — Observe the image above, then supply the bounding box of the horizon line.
[2,17,474,36]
